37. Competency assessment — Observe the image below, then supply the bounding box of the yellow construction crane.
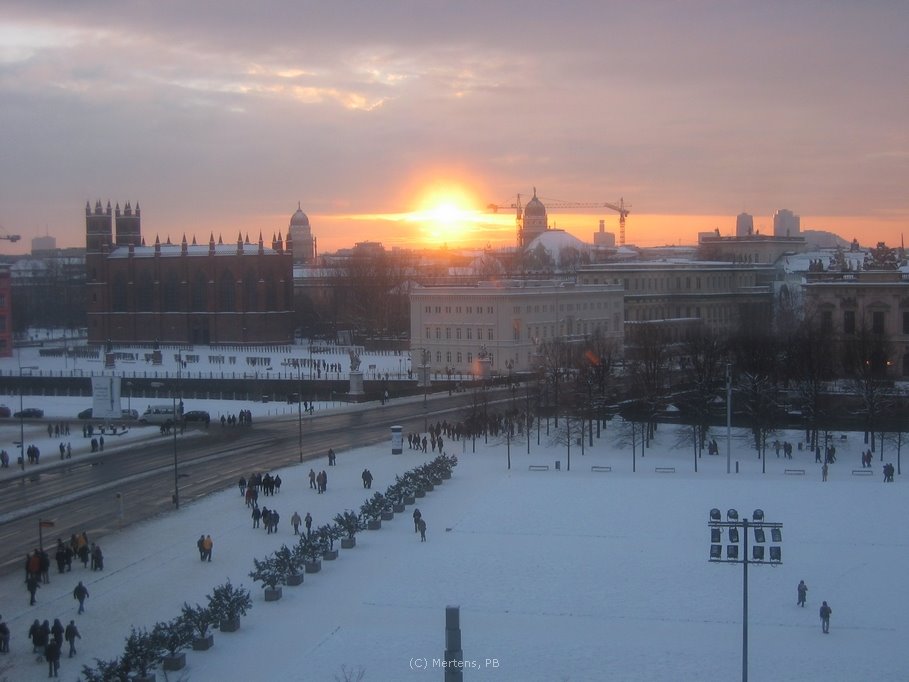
[488,192,631,245]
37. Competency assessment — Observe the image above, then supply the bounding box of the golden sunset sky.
[1,2,907,254]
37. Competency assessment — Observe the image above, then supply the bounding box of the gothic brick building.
[85,200,294,345]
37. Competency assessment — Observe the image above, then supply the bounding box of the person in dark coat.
[197,535,206,561]
[304,512,313,537]
[0,618,9,653]
[91,544,103,570]
[29,619,42,652]
[50,618,64,645]
[309,469,316,489]
[45,638,61,677]
[820,601,832,633]
[291,512,302,535]
[413,508,422,533]
[797,580,808,607]
[64,620,80,657]
[418,517,427,542]
[252,505,261,528]
[36,620,50,654]
[55,539,67,574]
[26,574,40,605]
[73,581,89,614]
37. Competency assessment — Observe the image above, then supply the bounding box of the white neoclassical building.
[409,279,624,375]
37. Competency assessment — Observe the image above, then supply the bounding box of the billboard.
[91,376,122,420]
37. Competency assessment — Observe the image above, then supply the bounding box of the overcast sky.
[1,1,907,253]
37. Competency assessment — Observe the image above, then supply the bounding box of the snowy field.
[0,405,906,682]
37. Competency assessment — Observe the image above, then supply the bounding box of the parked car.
[14,408,44,418]
[78,408,139,420]
[0,405,10,418]
[182,410,210,424]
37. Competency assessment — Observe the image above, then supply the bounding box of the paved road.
[0,389,504,576]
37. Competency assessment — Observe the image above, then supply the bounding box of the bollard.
[735,461,739,474]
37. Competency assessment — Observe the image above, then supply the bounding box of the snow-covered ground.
[0,403,905,681]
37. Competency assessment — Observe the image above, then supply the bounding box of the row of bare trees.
[522,311,905,470]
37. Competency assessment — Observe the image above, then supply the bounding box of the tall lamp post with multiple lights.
[297,365,304,463]
[708,507,783,682]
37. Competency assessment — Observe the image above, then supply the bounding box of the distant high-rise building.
[773,209,800,237]
[735,212,754,237]
[31,235,56,253]
[288,203,316,264]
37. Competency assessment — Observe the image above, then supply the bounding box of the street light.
[297,366,304,463]
[151,380,180,509]
[420,348,430,432]
[708,507,783,682]
[17,358,39,471]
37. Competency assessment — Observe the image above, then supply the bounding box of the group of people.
[796,580,833,634]
[251,506,282,533]
[196,534,214,561]
[772,440,795,459]
[361,469,374,489]
[290,511,314,536]
[28,617,82,676]
[308,468,329,493]
[220,409,253,427]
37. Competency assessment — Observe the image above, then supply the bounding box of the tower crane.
[488,192,631,246]
[486,193,525,244]
[0,225,21,243]
[541,196,631,246]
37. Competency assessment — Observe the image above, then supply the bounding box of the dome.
[524,191,546,217]
[526,229,588,257]
[290,202,310,227]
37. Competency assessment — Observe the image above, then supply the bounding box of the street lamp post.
[17,360,39,470]
[151,381,180,509]
[297,367,304,463]
[709,508,783,682]
[726,363,732,474]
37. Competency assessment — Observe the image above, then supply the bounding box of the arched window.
[243,270,257,311]
[219,270,235,312]
[111,273,128,312]
[191,271,207,312]
[136,271,154,311]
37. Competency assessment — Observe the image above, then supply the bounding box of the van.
[140,404,180,425]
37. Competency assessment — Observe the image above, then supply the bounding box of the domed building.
[520,188,548,248]
[288,202,316,264]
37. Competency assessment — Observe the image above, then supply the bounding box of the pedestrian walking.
[0,618,9,653]
[45,638,61,677]
[418,517,427,542]
[304,512,313,537]
[413,508,422,533]
[73,581,89,614]
[309,469,316,489]
[252,505,261,528]
[202,535,213,562]
[64,620,80,657]
[26,574,40,605]
[197,534,206,561]
[290,511,301,535]
[820,601,832,633]
[797,580,808,607]
[822,463,828,482]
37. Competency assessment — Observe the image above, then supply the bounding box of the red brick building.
[85,201,294,344]
[0,266,11,356]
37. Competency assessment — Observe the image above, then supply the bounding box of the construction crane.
[0,225,21,243]
[486,193,525,245]
[488,191,631,245]
[541,196,631,246]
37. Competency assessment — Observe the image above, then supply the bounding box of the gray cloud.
[1,1,907,250]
